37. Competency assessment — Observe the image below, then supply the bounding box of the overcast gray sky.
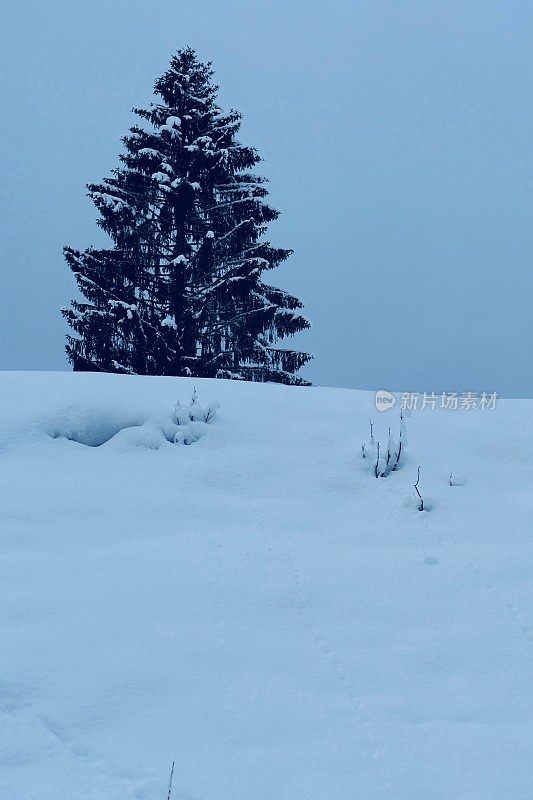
[1,0,532,395]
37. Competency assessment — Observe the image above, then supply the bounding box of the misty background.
[1,0,532,395]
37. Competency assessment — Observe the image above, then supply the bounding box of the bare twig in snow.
[167,761,175,800]
[380,426,392,477]
[414,467,424,511]
[391,431,402,471]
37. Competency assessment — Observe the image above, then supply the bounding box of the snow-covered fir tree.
[62,48,312,384]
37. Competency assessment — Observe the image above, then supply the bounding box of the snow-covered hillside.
[1,372,533,800]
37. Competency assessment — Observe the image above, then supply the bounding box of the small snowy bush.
[173,388,220,445]
[361,412,406,478]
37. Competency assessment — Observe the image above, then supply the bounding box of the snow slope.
[1,372,533,800]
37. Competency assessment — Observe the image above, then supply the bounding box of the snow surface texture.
[1,372,533,800]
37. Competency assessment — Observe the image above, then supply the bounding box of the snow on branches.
[62,47,312,383]
[173,387,220,445]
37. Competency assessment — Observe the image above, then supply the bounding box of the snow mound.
[39,389,220,450]
[45,406,147,447]
[1,371,533,800]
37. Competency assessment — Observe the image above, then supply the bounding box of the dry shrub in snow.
[361,412,407,478]
[173,387,220,445]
